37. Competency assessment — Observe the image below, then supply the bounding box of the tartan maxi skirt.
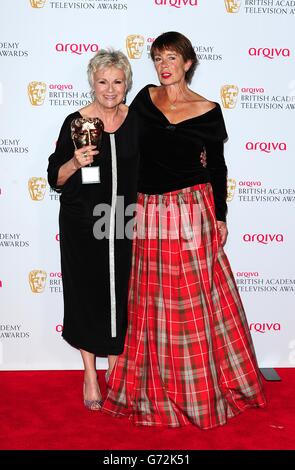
[101,183,266,429]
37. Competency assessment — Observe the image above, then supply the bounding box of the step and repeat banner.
[1,0,294,369]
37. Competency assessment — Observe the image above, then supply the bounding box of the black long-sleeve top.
[130,85,228,221]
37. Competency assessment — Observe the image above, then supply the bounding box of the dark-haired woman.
[102,32,266,429]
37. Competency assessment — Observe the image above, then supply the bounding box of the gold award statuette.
[71,117,104,184]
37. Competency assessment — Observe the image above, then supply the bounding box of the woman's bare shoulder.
[190,92,216,112]
[149,85,160,99]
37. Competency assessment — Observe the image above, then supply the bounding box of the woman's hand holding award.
[71,117,104,184]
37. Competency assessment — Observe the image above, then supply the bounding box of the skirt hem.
[101,401,267,430]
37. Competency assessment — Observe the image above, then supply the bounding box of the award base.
[81,166,100,184]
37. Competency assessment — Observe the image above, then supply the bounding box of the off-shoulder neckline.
[145,85,219,126]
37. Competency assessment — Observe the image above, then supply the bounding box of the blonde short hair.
[87,49,132,94]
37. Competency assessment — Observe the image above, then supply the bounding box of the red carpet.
[0,368,294,450]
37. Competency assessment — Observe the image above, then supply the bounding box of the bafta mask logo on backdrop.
[28,81,47,106]
[28,177,47,201]
[30,0,46,8]
[29,270,47,293]
[221,85,239,109]
[227,178,236,202]
[224,0,241,13]
[126,35,145,59]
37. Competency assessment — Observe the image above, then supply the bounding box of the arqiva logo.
[248,48,291,59]
[49,84,73,91]
[236,272,259,278]
[246,142,287,153]
[243,234,284,245]
[55,43,100,55]
[241,87,264,94]
[249,323,281,334]
[154,0,198,7]
[239,181,262,187]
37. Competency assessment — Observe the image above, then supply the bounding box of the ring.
[82,151,88,158]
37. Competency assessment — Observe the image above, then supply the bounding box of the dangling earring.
[91,89,95,101]
[122,87,127,104]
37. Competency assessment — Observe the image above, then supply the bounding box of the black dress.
[47,110,139,356]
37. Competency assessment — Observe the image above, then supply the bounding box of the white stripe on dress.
[109,133,117,337]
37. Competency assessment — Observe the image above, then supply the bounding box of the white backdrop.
[1,0,294,370]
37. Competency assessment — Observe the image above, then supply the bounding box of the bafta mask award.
[71,117,104,184]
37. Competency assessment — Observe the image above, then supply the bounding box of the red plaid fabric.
[102,183,266,429]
